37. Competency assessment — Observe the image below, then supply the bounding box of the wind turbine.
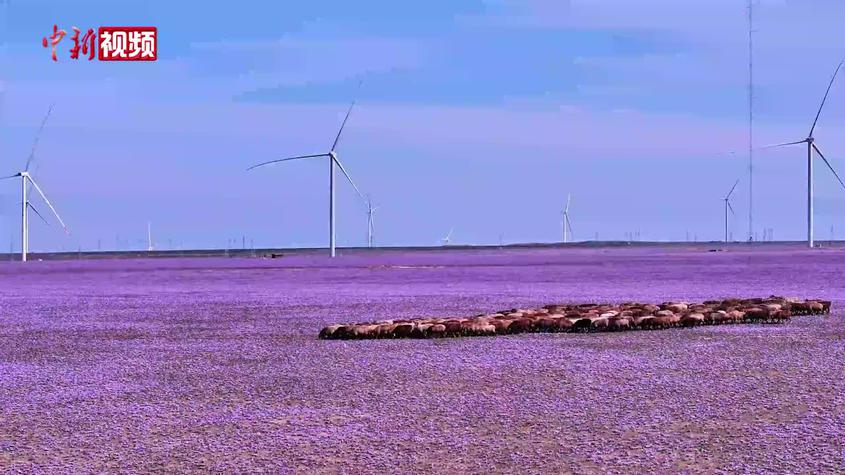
[365,195,378,248]
[765,59,845,248]
[248,96,365,257]
[1,105,69,261]
[723,179,739,243]
[562,193,573,243]
[442,228,454,246]
[147,221,154,251]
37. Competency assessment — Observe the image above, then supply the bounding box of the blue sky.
[2,0,845,251]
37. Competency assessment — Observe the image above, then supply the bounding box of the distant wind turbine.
[366,195,378,248]
[147,221,154,252]
[0,104,69,261]
[723,179,739,243]
[764,59,845,248]
[442,228,454,246]
[562,193,573,243]
[248,92,365,257]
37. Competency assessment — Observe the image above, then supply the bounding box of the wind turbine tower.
[724,180,739,243]
[765,59,845,248]
[249,89,365,257]
[562,194,573,244]
[0,105,69,261]
[442,228,454,246]
[366,195,377,248]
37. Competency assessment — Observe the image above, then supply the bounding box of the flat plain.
[1,245,843,473]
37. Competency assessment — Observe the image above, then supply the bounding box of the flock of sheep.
[318,297,831,340]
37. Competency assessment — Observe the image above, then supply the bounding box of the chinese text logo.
[42,25,157,62]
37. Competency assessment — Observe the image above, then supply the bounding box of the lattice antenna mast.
[747,0,755,242]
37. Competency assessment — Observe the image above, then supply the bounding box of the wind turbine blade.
[0,173,22,180]
[26,176,69,234]
[565,193,571,213]
[812,143,845,192]
[25,103,55,172]
[565,215,573,236]
[27,163,41,196]
[330,101,356,152]
[727,201,735,215]
[332,155,364,200]
[726,179,740,199]
[27,203,50,226]
[760,140,807,150]
[330,81,363,152]
[247,153,329,171]
[809,59,845,138]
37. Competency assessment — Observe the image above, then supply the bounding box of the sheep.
[680,313,705,327]
[443,320,464,336]
[428,324,447,337]
[744,307,768,322]
[638,316,662,330]
[410,323,433,339]
[608,316,632,331]
[556,317,574,331]
[663,303,688,313]
[572,318,593,332]
[318,324,343,340]
[318,298,831,340]
[508,318,534,334]
[535,318,558,333]
[351,324,379,339]
[376,323,397,338]
[393,323,414,338]
[489,319,511,334]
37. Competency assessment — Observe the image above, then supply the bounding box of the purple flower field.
[1,245,844,473]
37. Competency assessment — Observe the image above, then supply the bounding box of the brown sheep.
[351,324,379,339]
[590,317,610,331]
[318,324,343,340]
[508,318,533,334]
[744,307,767,322]
[628,308,645,317]
[680,313,705,327]
[707,312,727,324]
[393,323,414,338]
[428,324,446,337]
[556,318,574,331]
[544,305,568,314]
[633,315,655,329]
[411,323,433,338]
[376,323,397,338]
[536,318,558,332]
[489,319,510,333]
[820,301,832,313]
[642,304,661,314]
[664,303,688,313]
[653,316,676,329]
[476,324,497,336]
[608,317,632,331]
[572,318,593,332]
[444,320,464,335]
[638,316,662,330]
